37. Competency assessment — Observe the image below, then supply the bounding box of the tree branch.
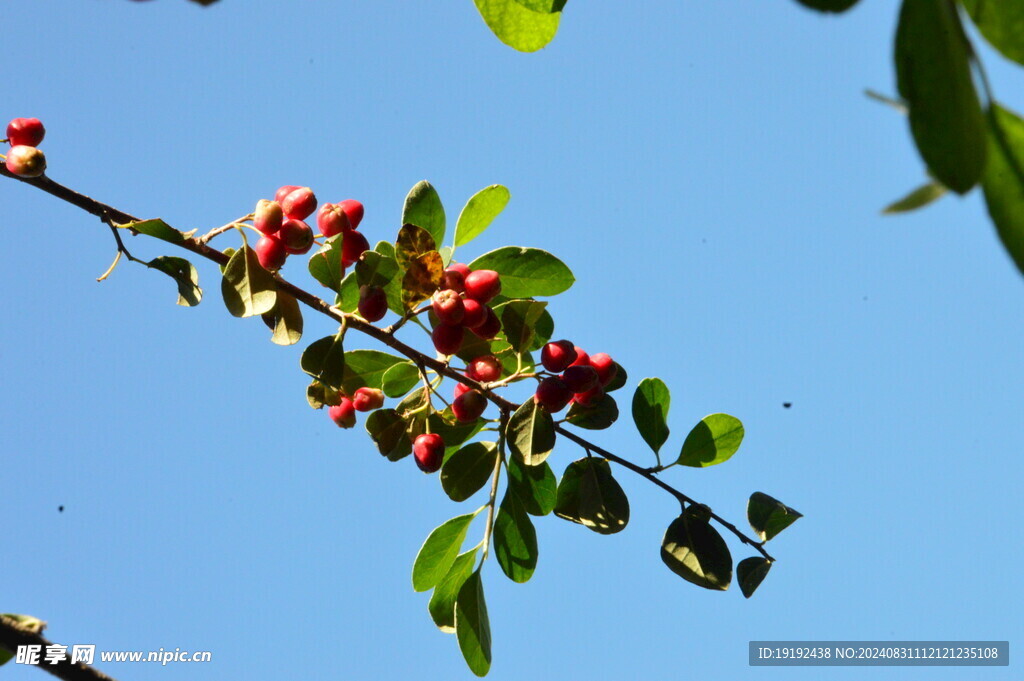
[0,616,117,681]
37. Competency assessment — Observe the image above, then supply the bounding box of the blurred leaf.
[264,290,303,346]
[308,234,345,293]
[632,377,671,454]
[748,492,803,542]
[895,0,986,193]
[147,255,202,306]
[441,442,498,502]
[506,399,556,466]
[737,557,772,598]
[981,104,1024,276]
[340,350,408,394]
[402,181,446,248]
[961,1,1024,66]
[402,251,444,310]
[513,0,567,11]
[499,299,547,352]
[413,513,476,592]
[554,457,629,534]
[381,362,421,398]
[455,570,491,677]
[793,0,859,11]
[493,491,538,583]
[428,548,478,633]
[365,408,412,461]
[474,0,561,52]
[506,451,557,516]
[455,184,511,247]
[661,506,733,590]
[882,180,948,214]
[300,333,345,390]
[469,246,574,297]
[565,394,619,430]
[221,245,277,318]
[676,414,744,468]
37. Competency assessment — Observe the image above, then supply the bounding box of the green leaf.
[401,251,444,310]
[340,350,408,394]
[474,0,561,53]
[125,218,186,244]
[506,452,557,516]
[499,299,547,352]
[431,412,486,452]
[306,380,341,410]
[381,362,421,398]
[395,223,438,269]
[308,234,345,293]
[632,378,671,454]
[455,570,492,677]
[355,249,400,289]
[469,247,574,297]
[147,255,202,306]
[604,361,627,392]
[961,0,1024,67]
[565,394,619,430]
[748,492,803,542]
[676,414,744,468]
[493,492,538,583]
[336,271,360,312]
[529,308,555,351]
[300,333,346,390]
[264,290,303,346]
[402,181,446,248]
[220,245,278,318]
[455,185,511,247]
[412,513,477,592]
[428,548,478,633]
[441,442,498,502]
[882,180,948,214]
[981,104,1024,276]
[737,557,772,599]
[365,408,412,461]
[660,506,733,590]
[512,0,567,11]
[0,647,11,667]
[895,0,986,194]
[506,399,556,466]
[793,0,859,12]
[554,457,629,534]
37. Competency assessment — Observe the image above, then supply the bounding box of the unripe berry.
[569,346,591,368]
[6,118,45,147]
[461,299,487,329]
[280,186,317,220]
[328,398,357,428]
[254,199,283,235]
[452,389,487,423]
[4,145,46,177]
[341,230,370,268]
[464,269,502,303]
[274,185,300,204]
[466,355,501,383]
[534,376,572,412]
[573,384,605,407]
[443,262,470,292]
[278,218,315,254]
[316,202,349,238]
[358,285,388,322]
[413,433,445,473]
[338,199,364,231]
[471,306,501,340]
[352,387,385,412]
[255,235,288,270]
[562,365,600,394]
[589,352,617,386]
[453,382,473,399]
[541,340,577,373]
[432,289,465,325]
[431,323,465,356]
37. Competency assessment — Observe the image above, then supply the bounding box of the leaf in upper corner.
[474,0,562,53]
[961,0,1024,67]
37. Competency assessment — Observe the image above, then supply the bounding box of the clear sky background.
[3,1,1021,679]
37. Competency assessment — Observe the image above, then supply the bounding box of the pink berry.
[280,186,317,220]
[254,199,283,235]
[471,306,501,340]
[562,365,599,394]
[6,118,45,147]
[352,387,385,412]
[274,185,300,204]
[328,398,357,428]
[278,218,314,255]
[413,433,445,473]
[453,382,473,398]
[461,299,487,329]
[316,203,350,238]
[466,355,501,383]
[432,289,465,325]
[254,235,288,270]
[432,323,465,356]
[541,340,577,373]
[452,390,487,423]
[338,199,364,231]
[358,285,388,322]
[464,269,501,303]
[589,353,617,386]
[4,145,45,177]
[443,263,470,292]
[341,230,370,268]
[534,376,572,413]
[569,346,591,368]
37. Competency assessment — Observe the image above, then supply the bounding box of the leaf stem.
[480,409,509,563]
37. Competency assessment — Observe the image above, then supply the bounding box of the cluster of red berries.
[450,354,502,424]
[534,341,616,412]
[429,265,503,356]
[4,117,46,178]
[253,185,367,273]
[327,387,386,429]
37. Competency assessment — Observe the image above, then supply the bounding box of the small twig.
[198,213,254,244]
[481,408,509,562]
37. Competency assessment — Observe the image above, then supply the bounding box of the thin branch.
[0,616,117,681]
[481,409,509,562]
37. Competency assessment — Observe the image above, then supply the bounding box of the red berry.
[4,145,45,177]
[569,346,591,368]
[466,355,501,383]
[255,235,288,270]
[352,387,385,412]
[280,186,317,220]
[562,365,600,394]
[341,230,370,268]
[358,285,388,322]
[534,376,572,412]
[328,398,357,428]
[278,218,314,254]
[443,263,470,292]
[413,433,445,473]
[432,323,465,356]
[453,382,473,398]
[541,340,577,373]
[274,185,300,204]
[432,289,465,325]
[471,306,501,340]
[316,203,349,238]
[338,199,364,231]
[452,390,487,422]
[573,385,605,407]
[589,353,617,386]
[464,269,501,303]
[254,199,283,235]
[461,299,487,329]
[6,118,45,147]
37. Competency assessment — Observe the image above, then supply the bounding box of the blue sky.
[2,1,1021,679]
